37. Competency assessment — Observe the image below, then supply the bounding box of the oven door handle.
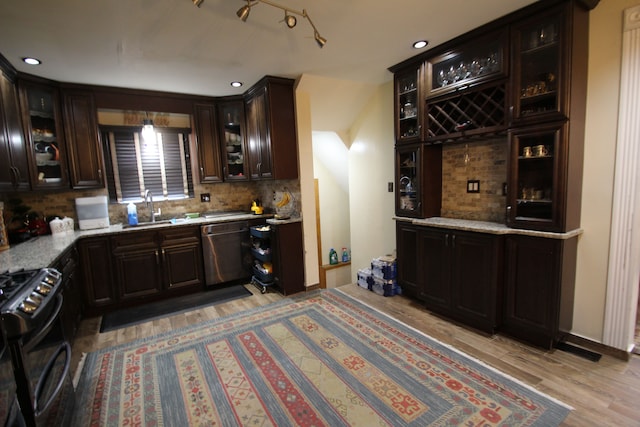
[34,340,71,418]
[23,294,64,353]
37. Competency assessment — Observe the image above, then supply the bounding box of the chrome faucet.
[144,189,161,222]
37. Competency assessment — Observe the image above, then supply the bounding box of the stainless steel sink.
[122,219,173,229]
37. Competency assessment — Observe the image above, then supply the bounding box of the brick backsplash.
[1,179,300,229]
[441,138,507,223]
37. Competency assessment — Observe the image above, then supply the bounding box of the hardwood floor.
[72,284,640,427]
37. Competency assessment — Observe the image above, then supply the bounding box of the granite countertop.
[0,212,301,272]
[395,216,583,239]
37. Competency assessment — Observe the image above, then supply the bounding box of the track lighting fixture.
[189,0,326,47]
[233,0,326,48]
[236,1,252,21]
[284,11,297,28]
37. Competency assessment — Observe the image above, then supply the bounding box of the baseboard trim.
[566,334,631,361]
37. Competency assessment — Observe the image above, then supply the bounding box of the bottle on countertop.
[127,202,138,226]
[329,248,338,265]
[341,247,350,263]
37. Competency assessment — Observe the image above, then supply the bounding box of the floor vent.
[556,342,602,362]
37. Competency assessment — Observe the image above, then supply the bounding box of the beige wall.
[573,0,640,342]
[347,82,396,273]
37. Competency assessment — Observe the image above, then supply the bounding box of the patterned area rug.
[73,289,571,426]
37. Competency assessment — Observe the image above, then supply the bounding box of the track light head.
[284,11,297,28]
[314,32,327,48]
[192,0,204,7]
[237,4,251,21]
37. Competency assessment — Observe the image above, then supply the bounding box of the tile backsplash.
[441,138,507,223]
[2,179,300,228]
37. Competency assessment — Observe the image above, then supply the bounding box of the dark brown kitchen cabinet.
[270,221,305,295]
[395,143,442,218]
[111,230,163,301]
[159,226,204,290]
[78,236,116,313]
[426,29,507,98]
[18,78,69,190]
[393,63,423,143]
[502,234,577,349]
[244,76,298,180]
[50,245,82,342]
[0,67,29,191]
[111,226,204,302]
[218,98,248,181]
[78,226,204,314]
[194,102,223,183]
[506,121,581,232]
[395,221,421,298]
[396,222,503,333]
[510,1,589,126]
[62,89,104,189]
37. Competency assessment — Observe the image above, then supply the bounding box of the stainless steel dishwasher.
[201,221,252,286]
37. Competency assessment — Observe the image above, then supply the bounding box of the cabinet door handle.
[445,233,449,247]
[200,167,204,177]
[9,167,17,188]
[161,248,166,264]
[97,169,102,180]
[155,250,161,266]
[451,234,456,248]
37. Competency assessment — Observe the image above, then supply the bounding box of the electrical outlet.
[467,180,480,193]
[200,193,210,202]
[388,182,394,192]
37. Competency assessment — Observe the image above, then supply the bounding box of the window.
[101,126,194,203]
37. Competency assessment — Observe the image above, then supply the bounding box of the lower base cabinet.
[271,221,305,295]
[78,236,115,313]
[78,225,204,314]
[396,220,578,349]
[50,245,83,343]
[397,222,502,334]
[502,235,577,349]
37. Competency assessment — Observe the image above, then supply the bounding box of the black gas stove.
[0,268,63,339]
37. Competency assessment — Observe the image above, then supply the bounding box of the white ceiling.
[0,0,536,133]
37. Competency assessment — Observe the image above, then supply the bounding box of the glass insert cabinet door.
[512,12,563,123]
[22,84,68,188]
[218,101,247,180]
[394,65,421,143]
[396,146,420,216]
[507,122,566,232]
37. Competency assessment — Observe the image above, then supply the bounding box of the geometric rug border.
[333,288,574,412]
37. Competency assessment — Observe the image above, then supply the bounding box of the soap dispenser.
[127,202,138,226]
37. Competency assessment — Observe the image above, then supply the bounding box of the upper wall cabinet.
[218,99,248,181]
[394,63,423,144]
[424,29,508,143]
[0,69,29,191]
[62,89,104,189]
[18,79,69,190]
[244,77,298,180]
[425,29,508,99]
[194,102,223,184]
[511,1,590,127]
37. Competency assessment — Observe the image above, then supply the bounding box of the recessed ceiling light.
[230,81,243,88]
[412,40,428,49]
[22,57,41,65]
